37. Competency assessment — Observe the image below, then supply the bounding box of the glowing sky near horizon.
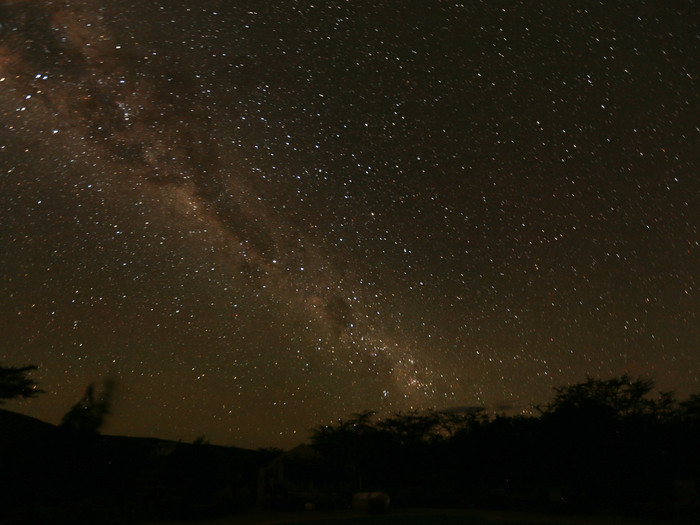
[1,0,697,448]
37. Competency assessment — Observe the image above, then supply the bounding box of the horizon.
[4,374,697,450]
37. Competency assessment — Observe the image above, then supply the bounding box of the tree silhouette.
[539,374,658,419]
[60,379,115,434]
[310,411,378,491]
[679,393,700,421]
[0,363,44,403]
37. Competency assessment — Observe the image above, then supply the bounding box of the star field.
[1,0,698,448]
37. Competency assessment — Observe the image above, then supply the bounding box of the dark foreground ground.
[144,508,696,525]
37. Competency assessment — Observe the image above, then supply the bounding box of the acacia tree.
[540,374,661,419]
[0,364,44,403]
[310,411,378,490]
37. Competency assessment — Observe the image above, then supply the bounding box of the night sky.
[1,0,697,449]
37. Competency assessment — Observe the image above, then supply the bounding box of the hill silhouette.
[0,408,57,440]
[0,409,272,524]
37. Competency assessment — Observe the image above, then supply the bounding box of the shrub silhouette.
[307,376,700,513]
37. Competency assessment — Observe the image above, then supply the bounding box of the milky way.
[1,0,697,448]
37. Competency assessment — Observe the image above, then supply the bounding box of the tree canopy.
[0,364,44,403]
